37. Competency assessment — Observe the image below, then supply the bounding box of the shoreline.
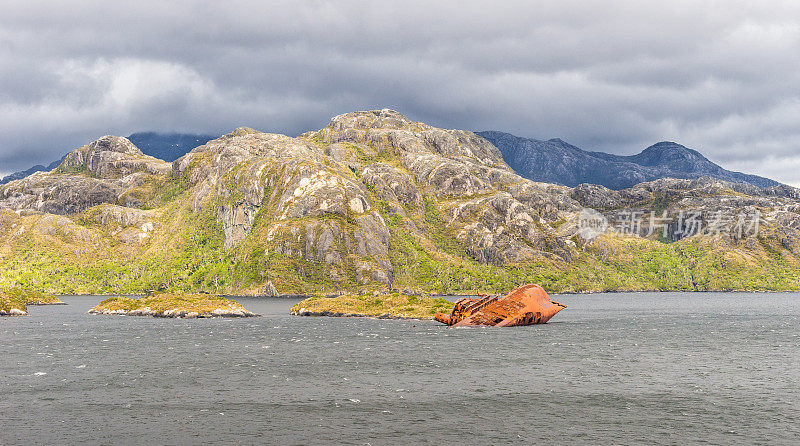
[293,309,432,320]
[49,289,800,302]
[88,308,258,318]
[433,289,800,297]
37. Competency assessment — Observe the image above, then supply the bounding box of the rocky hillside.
[0,136,170,214]
[478,131,779,190]
[1,109,800,295]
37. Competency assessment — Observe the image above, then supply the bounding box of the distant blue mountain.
[127,132,215,162]
[477,131,779,190]
[0,132,214,185]
[0,157,65,185]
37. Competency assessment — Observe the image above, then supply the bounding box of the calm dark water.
[2,293,799,445]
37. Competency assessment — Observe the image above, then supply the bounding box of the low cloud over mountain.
[1,2,799,183]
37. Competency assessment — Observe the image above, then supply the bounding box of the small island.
[89,293,259,318]
[291,293,454,319]
[0,287,65,316]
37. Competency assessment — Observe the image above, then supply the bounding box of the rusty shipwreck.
[434,284,565,326]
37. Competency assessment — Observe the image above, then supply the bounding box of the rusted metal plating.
[434,284,565,326]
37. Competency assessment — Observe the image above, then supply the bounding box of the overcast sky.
[1,1,799,183]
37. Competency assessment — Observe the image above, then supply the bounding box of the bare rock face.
[305,109,582,264]
[173,124,396,284]
[446,192,571,263]
[353,213,392,269]
[572,177,791,212]
[405,154,494,197]
[91,205,159,245]
[174,128,374,245]
[316,109,503,163]
[765,184,800,200]
[94,205,156,227]
[0,175,124,214]
[300,109,580,265]
[361,163,423,211]
[314,109,511,198]
[275,169,370,221]
[506,182,581,218]
[571,183,624,209]
[325,143,362,170]
[262,281,278,296]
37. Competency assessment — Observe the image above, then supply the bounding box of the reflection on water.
[2,292,799,445]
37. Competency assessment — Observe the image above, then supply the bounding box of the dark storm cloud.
[1,1,799,183]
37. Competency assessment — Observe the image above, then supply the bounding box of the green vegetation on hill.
[2,157,799,296]
[2,110,800,296]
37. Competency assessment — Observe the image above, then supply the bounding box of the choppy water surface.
[2,293,799,445]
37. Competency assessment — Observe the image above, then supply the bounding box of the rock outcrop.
[59,135,170,178]
[0,136,169,214]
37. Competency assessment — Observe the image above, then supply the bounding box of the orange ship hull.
[434,284,565,326]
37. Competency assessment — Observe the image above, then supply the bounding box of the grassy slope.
[291,293,454,319]
[1,143,800,295]
[90,293,254,316]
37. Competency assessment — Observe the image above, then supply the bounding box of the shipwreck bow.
[434,284,565,326]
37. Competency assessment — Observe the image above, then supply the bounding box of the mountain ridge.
[2,109,800,295]
[477,131,779,190]
[3,130,777,192]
